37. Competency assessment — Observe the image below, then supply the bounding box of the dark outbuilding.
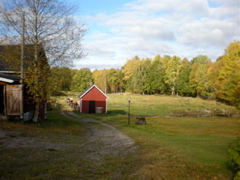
[0,44,47,121]
[78,85,109,114]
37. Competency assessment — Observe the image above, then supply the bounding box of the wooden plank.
[6,84,23,116]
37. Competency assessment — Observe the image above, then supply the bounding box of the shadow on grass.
[73,109,127,117]
[107,110,127,116]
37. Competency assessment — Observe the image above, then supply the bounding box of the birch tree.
[0,0,85,121]
[165,56,181,95]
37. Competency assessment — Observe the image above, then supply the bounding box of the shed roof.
[0,73,21,83]
[78,84,109,99]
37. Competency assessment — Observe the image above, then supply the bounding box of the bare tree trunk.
[172,85,175,96]
[33,103,39,122]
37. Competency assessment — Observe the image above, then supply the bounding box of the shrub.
[228,138,240,180]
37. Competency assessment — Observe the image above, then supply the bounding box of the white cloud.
[73,59,124,71]
[209,0,240,7]
[76,0,239,70]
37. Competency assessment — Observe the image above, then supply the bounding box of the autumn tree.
[144,55,165,94]
[165,56,181,95]
[71,68,93,92]
[0,0,84,121]
[215,41,240,106]
[121,56,140,92]
[108,68,121,93]
[131,58,151,93]
[204,62,220,99]
[189,55,211,97]
[190,55,211,65]
[50,67,73,93]
[160,55,171,94]
[177,58,193,96]
[92,69,108,93]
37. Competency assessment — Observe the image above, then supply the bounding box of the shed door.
[89,101,95,113]
[0,86,4,114]
[6,85,23,116]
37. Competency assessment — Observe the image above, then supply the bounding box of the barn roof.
[0,73,21,83]
[78,84,109,99]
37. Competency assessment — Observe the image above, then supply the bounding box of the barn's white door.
[5,85,23,116]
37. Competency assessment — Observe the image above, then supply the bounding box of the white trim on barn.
[0,77,14,83]
[78,84,109,99]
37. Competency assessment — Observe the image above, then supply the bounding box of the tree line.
[51,41,240,108]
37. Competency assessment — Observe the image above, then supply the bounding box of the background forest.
[51,41,240,108]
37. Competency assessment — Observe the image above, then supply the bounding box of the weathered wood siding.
[6,84,23,116]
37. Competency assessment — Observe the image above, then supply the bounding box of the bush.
[228,138,240,180]
[51,90,67,96]
[47,98,58,111]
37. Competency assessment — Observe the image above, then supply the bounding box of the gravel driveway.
[61,110,137,164]
[0,110,139,179]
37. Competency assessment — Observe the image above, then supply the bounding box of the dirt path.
[0,110,139,179]
[61,110,137,164]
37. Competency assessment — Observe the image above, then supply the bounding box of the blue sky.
[68,0,239,70]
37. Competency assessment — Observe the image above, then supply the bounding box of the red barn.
[78,85,109,114]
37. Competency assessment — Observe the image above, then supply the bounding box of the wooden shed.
[0,73,34,120]
[78,85,109,114]
[0,44,47,121]
[0,74,22,117]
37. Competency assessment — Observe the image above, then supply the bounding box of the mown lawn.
[0,94,239,179]
[81,94,240,179]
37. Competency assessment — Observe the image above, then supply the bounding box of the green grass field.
[80,94,240,179]
[0,93,239,179]
[106,94,238,116]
